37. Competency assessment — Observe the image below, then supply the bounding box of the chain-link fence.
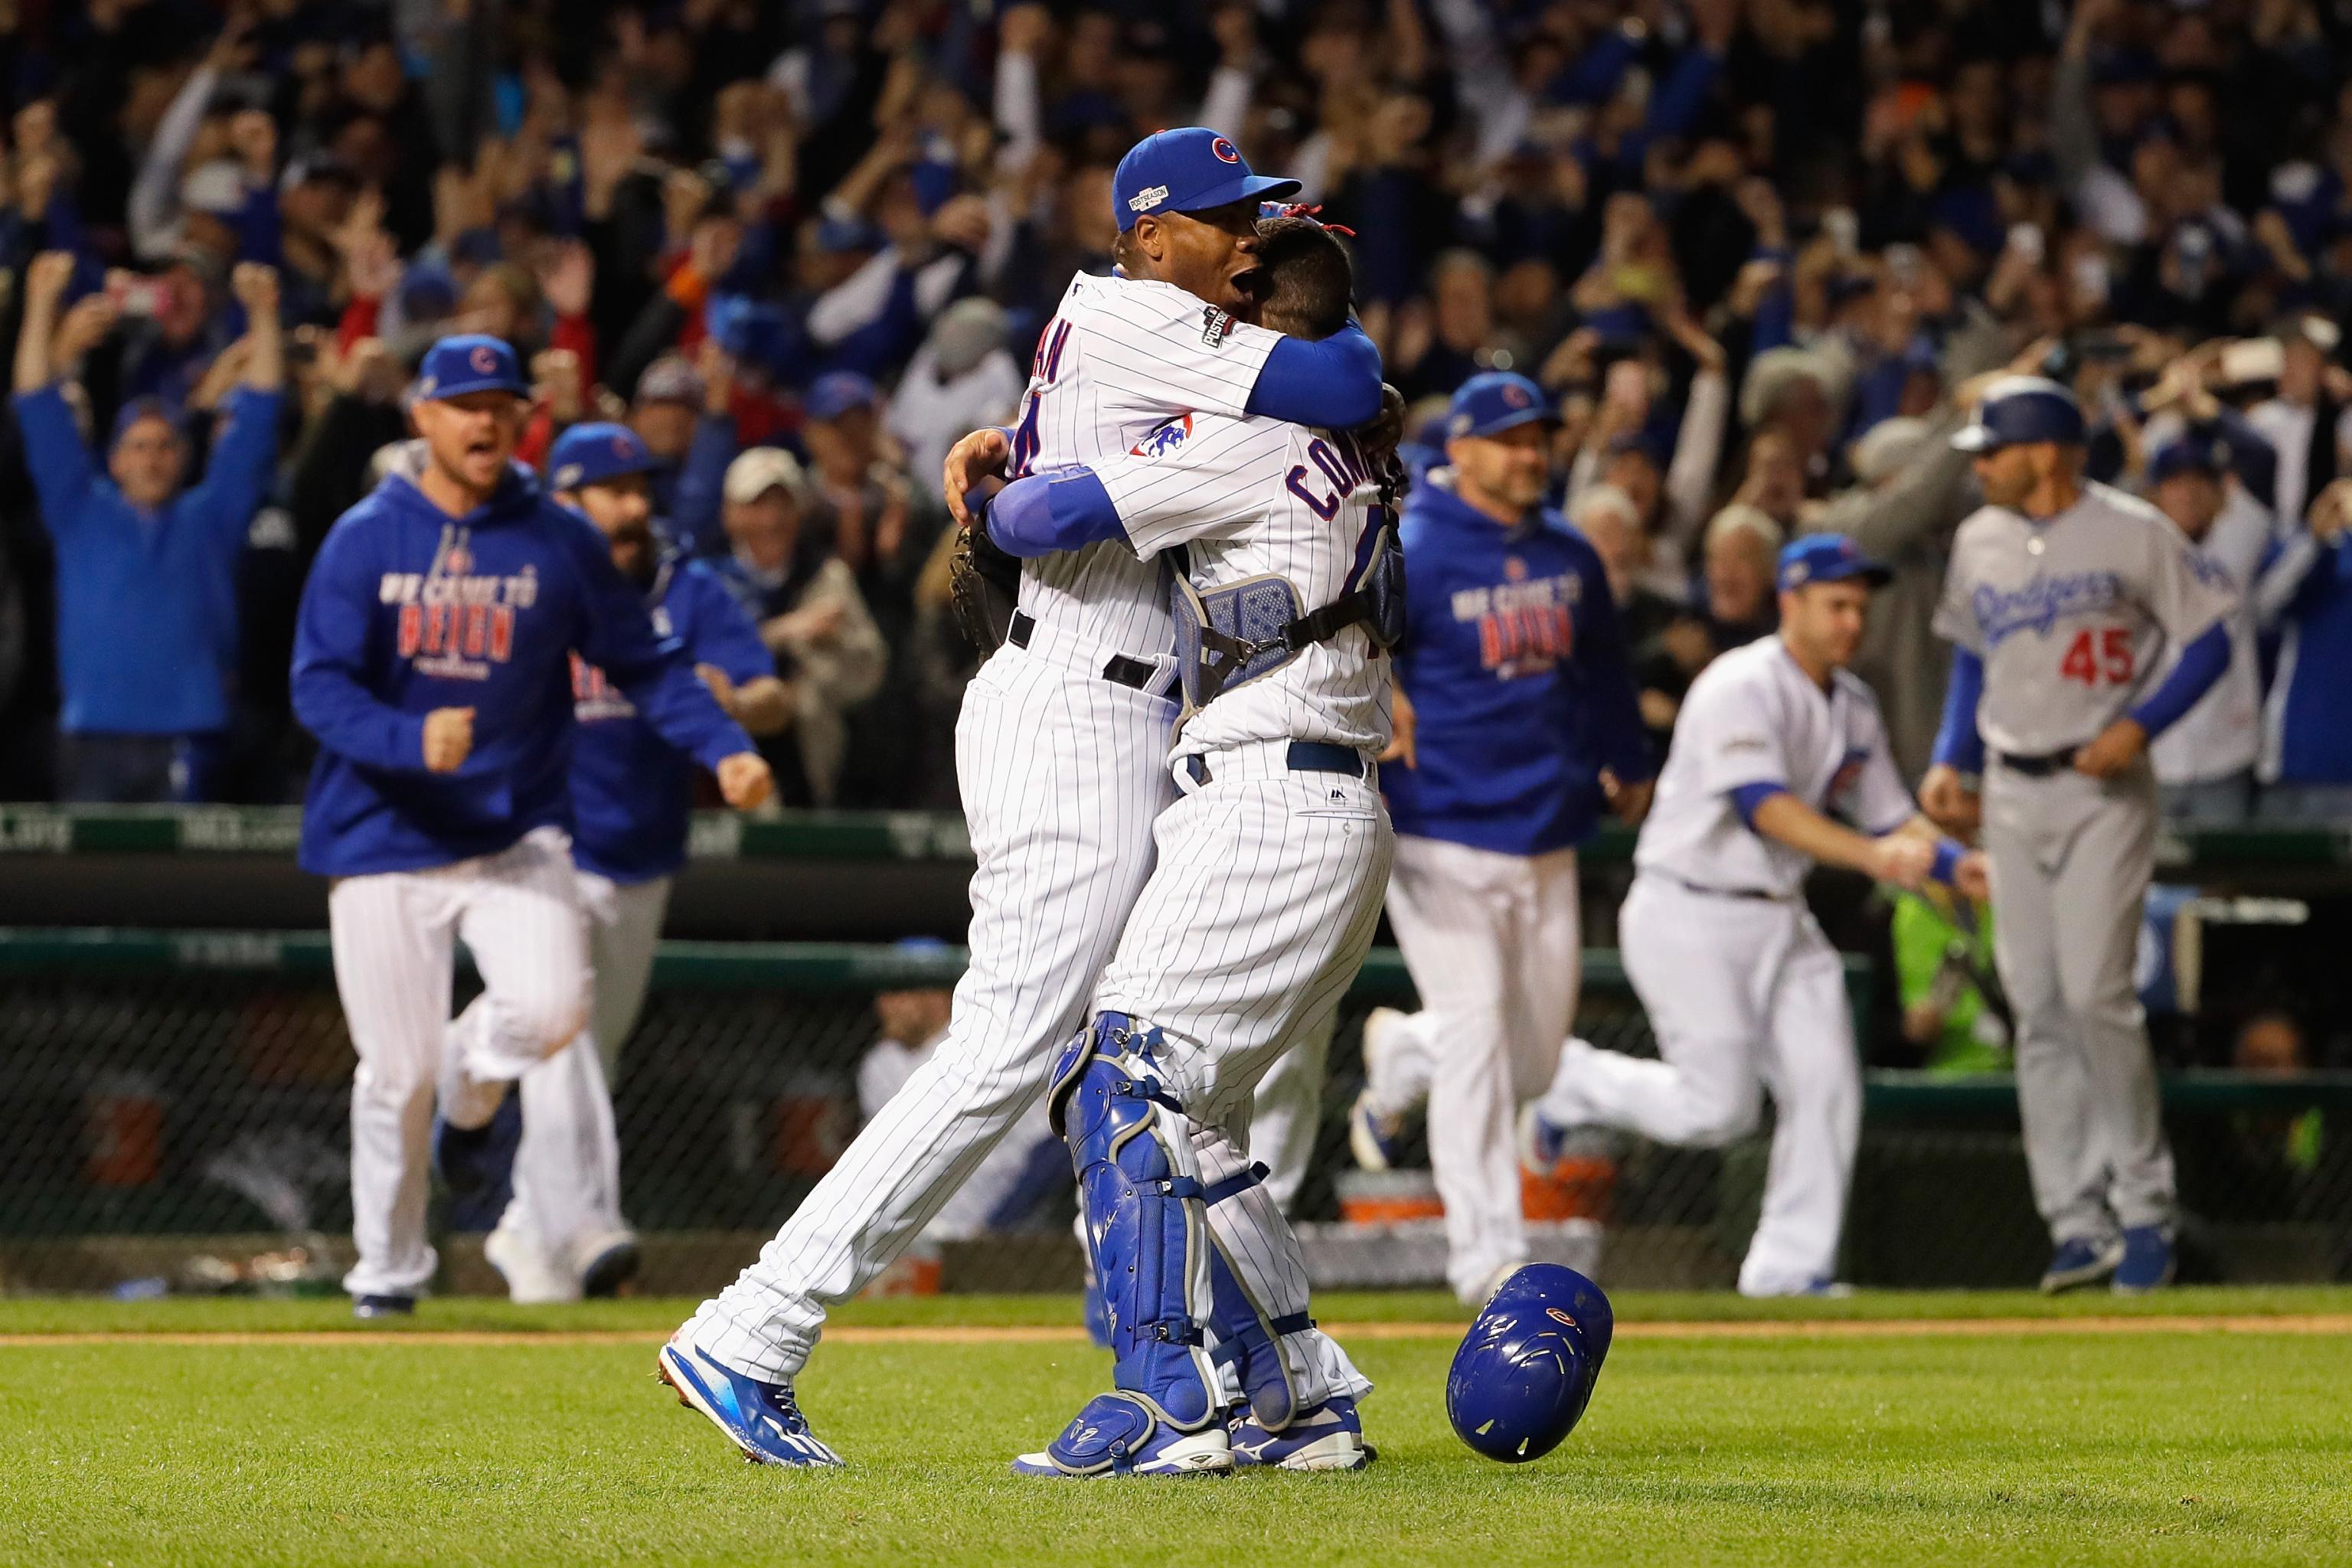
[2,928,2348,1297]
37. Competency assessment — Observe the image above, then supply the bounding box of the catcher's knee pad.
[1204,1161,1309,1431]
[1047,1013,1217,1431]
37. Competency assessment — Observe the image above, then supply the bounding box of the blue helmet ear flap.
[1446,1264,1611,1463]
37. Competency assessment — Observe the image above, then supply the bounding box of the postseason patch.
[1200,305,1236,348]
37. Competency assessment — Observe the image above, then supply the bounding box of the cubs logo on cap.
[1112,126,1300,231]
[416,333,530,401]
[1446,371,1557,440]
[546,421,657,492]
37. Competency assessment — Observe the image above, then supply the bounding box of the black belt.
[1008,612,1160,691]
[1181,742,1366,788]
[1996,746,2082,778]
[1660,872,1788,903]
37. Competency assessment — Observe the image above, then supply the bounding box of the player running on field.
[974,215,1399,1477]
[1522,535,1989,1297]
[1345,369,1653,1307]
[475,421,791,1305]
[291,336,772,1319]
[657,129,1385,1466]
[1920,377,2237,1295]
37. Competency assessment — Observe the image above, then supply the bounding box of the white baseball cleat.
[1349,1008,1410,1171]
[484,1223,580,1305]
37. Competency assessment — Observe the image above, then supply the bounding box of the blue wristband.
[1929,838,1963,886]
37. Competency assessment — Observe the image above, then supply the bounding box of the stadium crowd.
[0,0,2350,825]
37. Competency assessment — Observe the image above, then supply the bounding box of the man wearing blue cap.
[1524,534,1987,1295]
[1344,369,1651,1307]
[1922,376,2238,1295]
[662,129,1387,1470]
[463,422,789,1304]
[11,251,286,801]
[292,335,775,1319]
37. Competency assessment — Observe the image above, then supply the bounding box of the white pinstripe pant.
[495,871,671,1289]
[1373,835,1583,1302]
[1095,743,1396,1411]
[327,826,589,1299]
[688,642,1177,1379]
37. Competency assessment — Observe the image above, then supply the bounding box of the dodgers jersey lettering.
[1089,408,1392,753]
[1933,480,2238,756]
[570,548,775,884]
[1007,273,1282,658]
[1636,637,1914,899]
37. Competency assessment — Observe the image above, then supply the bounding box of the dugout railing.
[2,926,2346,1298]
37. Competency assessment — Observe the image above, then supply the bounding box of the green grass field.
[6,1289,2351,1566]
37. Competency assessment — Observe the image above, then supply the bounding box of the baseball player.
[1522,535,1988,1297]
[657,129,1384,1466]
[1921,377,2237,1295]
[477,421,790,1305]
[1344,370,1652,1308]
[974,214,1397,1476]
[292,335,771,1319]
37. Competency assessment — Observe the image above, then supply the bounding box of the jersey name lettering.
[1972,570,2125,645]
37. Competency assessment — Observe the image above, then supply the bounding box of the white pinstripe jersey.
[1092,410,1393,756]
[1009,273,1282,658]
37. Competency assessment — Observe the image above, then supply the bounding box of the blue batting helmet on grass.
[1446,1263,1614,1463]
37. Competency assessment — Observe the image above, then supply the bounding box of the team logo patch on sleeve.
[1200,305,1236,348]
[1132,413,1194,456]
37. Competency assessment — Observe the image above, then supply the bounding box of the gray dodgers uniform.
[1934,480,2236,1246]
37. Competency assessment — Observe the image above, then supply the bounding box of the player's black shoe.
[352,1294,415,1320]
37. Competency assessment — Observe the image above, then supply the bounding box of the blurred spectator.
[11,253,283,802]
[2142,437,2268,821]
[1699,503,1782,650]
[629,353,737,558]
[1890,888,2011,1076]
[887,298,1022,496]
[2245,315,2352,535]
[714,446,885,807]
[2259,479,2352,818]
[858,952,1063,1246]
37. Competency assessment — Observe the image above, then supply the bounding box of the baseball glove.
[949,511,1023,654]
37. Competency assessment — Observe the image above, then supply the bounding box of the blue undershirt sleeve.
[1729,781,1790,828]
[1931,647,1987,772]
[2128,621,2230,739]
[985,467,1129,558]
[1245,322,1383,428]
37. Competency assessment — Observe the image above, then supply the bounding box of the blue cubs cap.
[805,370,878,421]
[415,334,529,400]
[547,422,656,492]
[2148,435,2229,485]
[1951,374,2086,452]
[1447,1264,1613,1464]
[1446,371,1557,440]
[1113,127,1298,231]
[109,395,188,452]
[1779,533,1892,592]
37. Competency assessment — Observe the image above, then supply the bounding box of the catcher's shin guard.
[1046,1014,1219,1433]
[1204,1161,1306,1431]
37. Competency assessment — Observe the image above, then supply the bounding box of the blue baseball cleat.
[656,1336,843,1468]
[351,1293,414,1320]
[1011,1392,1232,1478]
[2111,1226,2176,1295]
[1230,1396,1374,1472]
[2040,1234,2125,1294]
[1517,1101,1569,1174]
[432,1089,521,1198]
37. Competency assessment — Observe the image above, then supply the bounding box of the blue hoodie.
[570,547,774,884]
[292,448,753,877]
[1383,477,1651,856]
[14,384,282,735]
